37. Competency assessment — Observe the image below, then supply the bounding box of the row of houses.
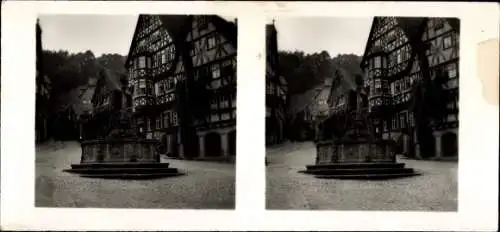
[293,17,459,160]
[88,15,239,161]
[38,16,458,161]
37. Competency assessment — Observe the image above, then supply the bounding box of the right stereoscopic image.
[266,17,459,211]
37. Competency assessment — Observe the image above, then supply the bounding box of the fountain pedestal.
[300,83,419,180]
[64,138,182,179]
[63,71,182,179]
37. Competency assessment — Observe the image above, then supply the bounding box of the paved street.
[35,141,235,209]
[266,141,457,211]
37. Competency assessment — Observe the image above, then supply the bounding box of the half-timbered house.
[266,23,288,146]
[361,17,459,159]
[125,15,237,161]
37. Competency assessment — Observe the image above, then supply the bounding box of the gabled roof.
[288,87,321,115]
[101,68,122,91]
[328,67,357,105]
[361,17,460,68]
[91,67,124,104]
[125,15,237,69]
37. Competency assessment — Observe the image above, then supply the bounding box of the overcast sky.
[271,17,373,58]
[40,15,138,57]
[39,15,373,58]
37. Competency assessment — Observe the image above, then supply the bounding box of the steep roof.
[288,87,321,116]
[314,78,334,114]
[328,67,357,106]
[91,67,124,104]
[125,15,237,69]
[101,68,122,91]
[361,17,460,68]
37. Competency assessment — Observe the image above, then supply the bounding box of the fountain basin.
[63,138,183,179]
[300,139,419,180]
[79,138,160,163]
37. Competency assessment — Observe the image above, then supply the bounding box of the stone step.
[70,162,170,169]
[79,172,185,180]
[306,162,405,170]
[314,172,421,180]
[300,167,415,175]
[64,167,179,175]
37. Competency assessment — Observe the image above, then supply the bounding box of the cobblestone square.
[266,142,457,211]
[36,141,235,209]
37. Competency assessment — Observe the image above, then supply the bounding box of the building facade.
[125,15,237,161]
[36,19,52,142]
[87,69,128,139]
[266,23,288,146]
[361,17,459,159]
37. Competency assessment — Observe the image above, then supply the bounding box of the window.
[435,22,444,34]
[154,82,160,96]
[161,49,167,64]
[210,97,218,109]
[222,64,234,79]
[400,112,406,129]
[146,118,151,131]
[162,80,169,93]
[163,111,170,128]
[138,40,146,48]
[396,50,402,64]
[156,118,160,129]
[139,79,147,95]
[231,93,237,107]
[210,114,219,122]
[139,56,146,68]
[197,16,208,30]
[224,95,230,108]
[443,35,453,49]
[147,57,151,68]
[392,117,396,129]
[374,56,381,68]
[404,76,411,90]
[207,36,217,50]
[408,112,414,127]
[374,79,382,94]
[172,112,178,125]
[447,78,458,89]
[448,63,457,79]
[212,63,221,79]
[149,118,155,131]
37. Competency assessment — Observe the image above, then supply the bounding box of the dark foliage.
[39,49,127,141]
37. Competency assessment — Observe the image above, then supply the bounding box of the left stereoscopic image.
[35,14,237,208]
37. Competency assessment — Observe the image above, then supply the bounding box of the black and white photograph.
[2,1,499,231]
[266,17,459,211]
[35,14,238,209]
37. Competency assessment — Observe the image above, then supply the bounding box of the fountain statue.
[300,75,419,179]
[63,68,182,179]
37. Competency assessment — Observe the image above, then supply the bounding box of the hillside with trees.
[278,50,363,95]
[39,49,126,140]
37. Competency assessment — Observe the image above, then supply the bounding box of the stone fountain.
[300,81,419,180]
[63,70,182,179]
